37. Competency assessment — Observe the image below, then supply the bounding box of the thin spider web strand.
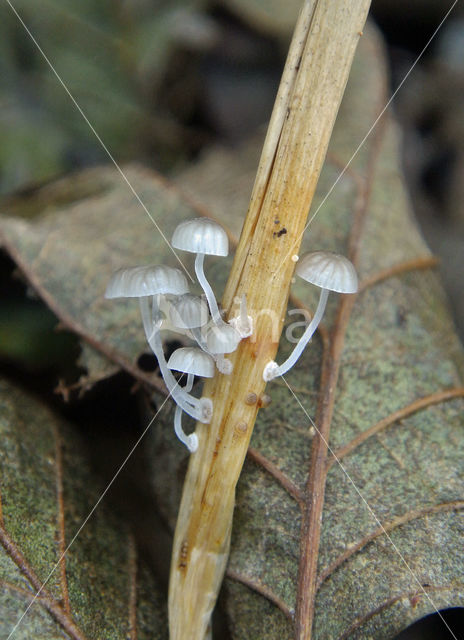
[4,0,194,283]
[275,0,459,276]
[6,390,174,639]
[4,1,460,636]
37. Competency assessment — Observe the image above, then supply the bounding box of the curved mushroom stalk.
[144,316,212,423]
[263,251,358,382]
[174,373,199,453]
[195,253,223,325]
[105,265,212,420]
[189,326,210,353]
[139,295,164,344]
[172,218,229,327]
[263,287,329,381]
[168,347,216,435]
[139,296,155,341]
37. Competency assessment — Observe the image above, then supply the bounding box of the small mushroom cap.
[206,323,241,354]
[296,251,358,294]
[105,265,189,299]
[169,294,209,329]
[167,347,215,378]
[172,218,228,257]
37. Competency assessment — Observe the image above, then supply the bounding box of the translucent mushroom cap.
[296,251,358,294]
[169,294,209,329]
[167,347,215,378]
[105,265,189,298]
[206,323,241,354]
[172,218,229,256]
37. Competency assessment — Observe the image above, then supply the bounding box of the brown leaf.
[152,23,464,640]
[0,376,167,638]
[1,21,463,640]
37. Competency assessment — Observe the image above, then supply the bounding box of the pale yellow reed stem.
[168,2,371,638]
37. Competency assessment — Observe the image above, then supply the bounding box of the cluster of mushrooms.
[105,217,357,453]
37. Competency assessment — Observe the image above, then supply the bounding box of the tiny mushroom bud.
[229,294,253,338]
[206,323,241,374]
[168,347,215,452]
[263,251,358,381]
[105,265,210,423]
[172,218,228,325]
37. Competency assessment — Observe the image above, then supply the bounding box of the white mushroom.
[105,265,211,423]
[169,293,210,330]
[168,347,215,452]
[206,323,241,375]
[105,264,189,337]
[172,218,228,325]
[168,293,211,349]
[263,251,358,381]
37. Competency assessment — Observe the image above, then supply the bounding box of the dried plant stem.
[168,2,371,638]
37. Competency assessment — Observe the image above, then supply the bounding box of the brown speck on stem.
[245,392,258,405]
[235,421,248,435]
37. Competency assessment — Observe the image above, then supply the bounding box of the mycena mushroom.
[167,347,215,452]
[205,322,241,374]
[171,217,228,326]
[105,264,212,423]
[105,264,189,339]
[169,293,210,351]
[263,251,358,381]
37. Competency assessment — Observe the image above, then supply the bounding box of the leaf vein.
[226,568,294,620]
[317,500,464,588]
[328,388,464,470]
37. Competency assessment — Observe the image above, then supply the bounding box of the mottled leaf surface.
[1,24,463,640]
[0,377,167,639]
[153,25,464,640]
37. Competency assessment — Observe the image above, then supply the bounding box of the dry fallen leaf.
[0,22,463,640]
[0,376,167,639]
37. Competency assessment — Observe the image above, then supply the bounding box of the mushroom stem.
[173,373,199,453]
[230,294,253,338]
[195,253,223,325]
[263,287,329,381]
[139,299,212,423]
[139,296,154,340]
